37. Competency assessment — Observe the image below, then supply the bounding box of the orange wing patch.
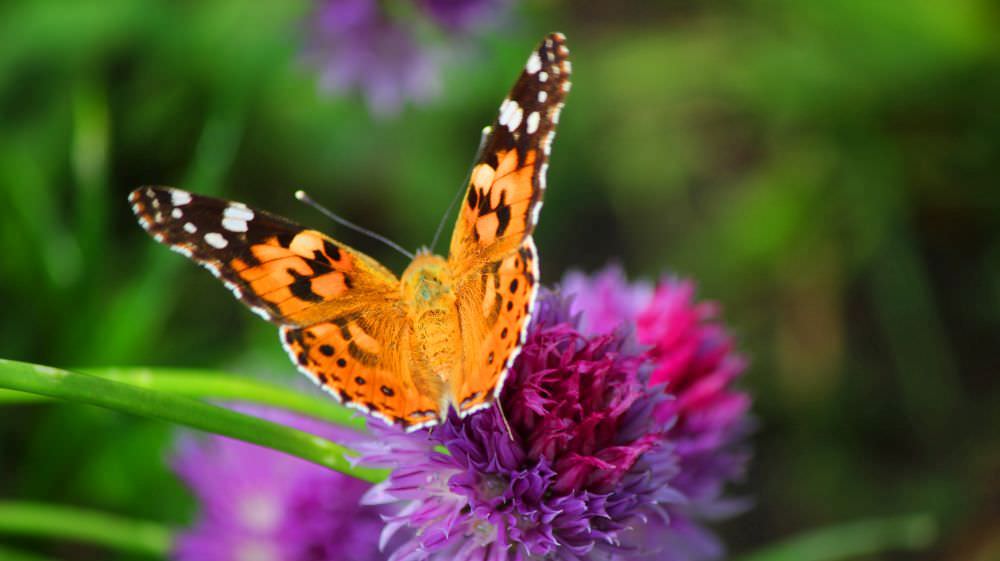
[230,230,357,324]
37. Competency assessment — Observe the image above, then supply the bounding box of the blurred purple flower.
[359,292,686,561]
[306,0,442,116]
[417,0,510,31]
[305,0,511,116]
[172,408,383,561]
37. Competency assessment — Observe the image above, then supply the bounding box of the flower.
[359,292,686,561]
[565,266,753,560]
[304,0,512,116]
[638,279,751,506]
[305,0,442,116]
[417,0,510,31]
[171,408,384,561]
[563,265,652,336]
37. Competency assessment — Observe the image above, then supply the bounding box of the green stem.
[0,359,388,483]
[0,367,367,432]
[0,501,171,557]
[733,513,936,561]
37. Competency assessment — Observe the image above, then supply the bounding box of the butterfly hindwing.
[280,313,443,430]
[447,33,570,412]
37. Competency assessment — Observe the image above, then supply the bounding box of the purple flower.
[306,0,442,116]
[564,267,753,560]
[417,0,510,31]
[172,408,384,561]
[304,0,512,116]
[564,265,652,336]
[359,292,685,561]
[638,280,751,505]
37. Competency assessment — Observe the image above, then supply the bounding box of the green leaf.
[0,501,171,557]
[0,358,388,483]
[733,513,936,561]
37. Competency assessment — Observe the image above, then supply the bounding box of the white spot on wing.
[184,222,197,234]
[498,98,519,128]
[526,111,540,134]
[171,208,183,219]
[204,232,228,249]
[222,217,248,233]
[530,201,543,226]
[170,245,193,258]
[538,71,548,83]
[171,190,192,206]
[224,204,255,222]
[537,90,547,103]
[506,105,523,132]
[525,51,542,74]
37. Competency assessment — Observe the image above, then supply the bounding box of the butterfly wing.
[447,33,571,414]
[130,187,442,429]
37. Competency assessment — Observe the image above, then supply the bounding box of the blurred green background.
[2,0,999,559]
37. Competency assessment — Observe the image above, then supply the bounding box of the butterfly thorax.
[401,253,461,395]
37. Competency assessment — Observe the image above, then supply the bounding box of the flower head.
[564,265,652,336]
[360,292,685,561]
[564,267,753,560]
[172,408,383,561]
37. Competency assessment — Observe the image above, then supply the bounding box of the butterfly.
[130,33,570,431]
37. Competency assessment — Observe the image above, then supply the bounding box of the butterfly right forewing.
[447,33,571,414]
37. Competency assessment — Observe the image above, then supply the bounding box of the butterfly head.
[401,252,454,308]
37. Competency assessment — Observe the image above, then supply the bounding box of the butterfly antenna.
[295,190,415,260]
[429,126,493,252]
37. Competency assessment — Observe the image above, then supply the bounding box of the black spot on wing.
[496,203,511,237]
[287,267,324,303]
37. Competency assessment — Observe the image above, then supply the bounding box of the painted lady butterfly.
[130,33,571,431]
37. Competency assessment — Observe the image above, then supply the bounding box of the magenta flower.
[171,408,384,561]
[565,266,753,560]
[563,266,652,336]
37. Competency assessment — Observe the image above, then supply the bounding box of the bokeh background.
[2,0,999,559]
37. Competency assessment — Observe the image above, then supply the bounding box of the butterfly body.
[401,251,461,413]
[130,33,571,430]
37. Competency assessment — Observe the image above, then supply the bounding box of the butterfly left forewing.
[130,186,399,326]
[130,186,444,430]
[447,33,571,414]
